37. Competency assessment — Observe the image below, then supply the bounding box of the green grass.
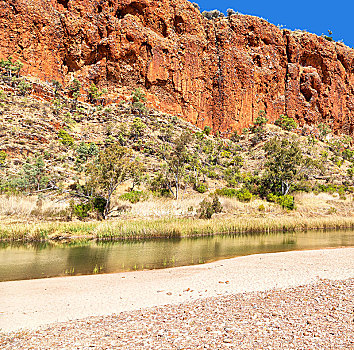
[1,216,354,242]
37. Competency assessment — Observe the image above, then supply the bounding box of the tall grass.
[1,216,354,242]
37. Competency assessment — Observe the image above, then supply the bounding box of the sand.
[0,247,353,333]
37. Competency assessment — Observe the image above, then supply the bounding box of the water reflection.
[0,230,353,281]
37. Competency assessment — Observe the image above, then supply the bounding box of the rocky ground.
[1,279,353,349]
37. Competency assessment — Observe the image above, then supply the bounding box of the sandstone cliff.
[1,0,354,135]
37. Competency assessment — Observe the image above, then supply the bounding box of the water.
[0,230,353,282]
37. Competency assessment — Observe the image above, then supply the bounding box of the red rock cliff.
[1,0,354,135]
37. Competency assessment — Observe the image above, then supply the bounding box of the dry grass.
[1,215,354,242]
[1,192,354,242]
[0,195,68,220]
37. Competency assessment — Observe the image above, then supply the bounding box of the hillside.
[1,0,354,135]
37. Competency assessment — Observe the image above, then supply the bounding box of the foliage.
[161,132,193,199]
[58,129,74,147]
[0,56,23,78]
[202,10,224,19]
[195,183,208,193]
[17,80,32,96]
[119,190,149,204]
[215,186,252,202]
[263,137,302,196]
[198,195,223,219]
[227,8,236,17]
[274,115,298,131]
[203,125,212,136]
[130,117,146,140]
[70,197,107,220]
[267,193,295,210]
[86,143,138,218]
[69,78,81,99]
[10,155,49,191]
[0,151,7,166]
[132,88,147,114]
[318,123,331,140]
[75,142,98,171]
[88,83,107,104]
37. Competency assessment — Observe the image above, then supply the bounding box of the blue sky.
[196,1,353,48]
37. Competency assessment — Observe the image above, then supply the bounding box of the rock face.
[1,0,354,135]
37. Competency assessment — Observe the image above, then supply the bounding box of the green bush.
[215,187,237,197]
[215,187,252,202]
[119,190,149,204]
[266,193,295,210]
[203,126,212,136]
[17,80,32,96]
[198,195,223,219]
[195,183,208,193]
[274,115,298,131]
[58,129,74,146]
[0,151,6,165]
[278,195,295,210]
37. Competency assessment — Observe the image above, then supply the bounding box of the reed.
[1,215,354,242]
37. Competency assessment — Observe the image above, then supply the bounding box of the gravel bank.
[0,248,353,333]
[1,279,353,349]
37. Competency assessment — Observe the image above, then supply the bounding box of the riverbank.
[2,278,352,349]
[1,248,353,334]
[1,215,354,242]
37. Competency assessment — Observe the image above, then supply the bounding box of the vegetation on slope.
[0,59,354,240]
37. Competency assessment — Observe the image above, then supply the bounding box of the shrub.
[266,193,295,210]
[202,10,224,19]
[195,183,208,193]
[215,187,237,197]
[235,187,252,202]
[274,115,298,131]
[58,129,74,146]
[119,190,149,204]
[258,204,265,212]
[17,80,32,96]
[198,195,223,219]
[278,195,295,210]
[0,151,6,165]
[215,187,252,202]
[203,126,212,136]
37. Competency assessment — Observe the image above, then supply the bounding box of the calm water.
[0,230,353,282]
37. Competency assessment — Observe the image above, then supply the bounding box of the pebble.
[1,279,353,350]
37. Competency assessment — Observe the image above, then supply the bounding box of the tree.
[263,137,302,196]
[21,155,47,191]
[161,132,193,200]
[86,144,137,219]
[75,142,98,172]
[88,83,107,104]
[274,115,298,131]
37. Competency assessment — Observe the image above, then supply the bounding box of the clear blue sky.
[196,0,353,48]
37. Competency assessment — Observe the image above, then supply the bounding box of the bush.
[215,187,237,197]
[202,10,224,19]
[119,190,149,204]
[274,115,298,131]
[0,151,6,165]
[17,80,32,96]
[58,129,74,146]
[215,187,252,202]
[279,195,295,210]
[70,197,107,220]
[235,187,252,202]
[203,126,212,136]
[266,193,295,210]
[195,183,208,193]
[198,195,223,219]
